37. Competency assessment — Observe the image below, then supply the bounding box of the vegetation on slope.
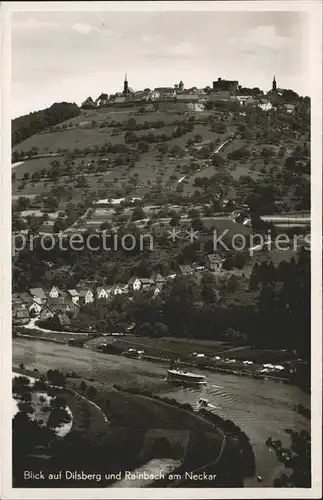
[12,102,80,148]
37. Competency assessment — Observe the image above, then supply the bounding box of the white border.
[1,1,322,499]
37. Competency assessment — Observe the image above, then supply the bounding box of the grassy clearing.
[68,377,217,433]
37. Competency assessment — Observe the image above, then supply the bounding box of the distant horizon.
[11,9,310,118]
[12,74,308,119]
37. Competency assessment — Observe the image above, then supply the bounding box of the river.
[12,338,310,487]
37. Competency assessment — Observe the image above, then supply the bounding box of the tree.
[15,196,30,212]
[137,141,149,153]
[191,217,205,232]
[132,207,146,221]
[80,380,87,393]
[12,376,30,395]
[153,322,169,337]
[87,386,97,400]
[249,263,260,290]
[272,430,310,487]
[44,196,58,213]
[170,214,181,227]
[201,273,218,304]
[100,221,112,231]
[212,153,225,168]
[46,369,66,387]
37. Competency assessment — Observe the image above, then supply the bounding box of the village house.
[257,100,273,112]
[176,93,200,102]
[154,87,176,99]
[12,294,24,310]
[285,104,296,114]
[133,90,150,102]
[95,93,109,107]
[81,96,97,109]
[148,90,160,101]
[47,296,71,315]
[57,313,70,329]
[48,286,62,299]
[67,289,79,304]
[235,96,257,106]
[28,297,43,317]
[128,277,142,292]
[112,284,128,295]
[152,285,162,298]
[96,286,110,300]
[13,308,30,326]
[78,288,94,305]
[178,264,194,276]
[29,288,47,304]
[140,278,155,291]
[38,306,54,321]
[150,273,166,288]
[206,253,226,272]
[114,95,126,104]
[18,293,34,309]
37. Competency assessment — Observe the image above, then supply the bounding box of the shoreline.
[13,333,305,390]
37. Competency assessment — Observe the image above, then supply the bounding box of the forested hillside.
[12,102,80,147]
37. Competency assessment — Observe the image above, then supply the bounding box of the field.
[12,100,307,217]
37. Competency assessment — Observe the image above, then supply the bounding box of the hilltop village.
[12,72,311,489]
[81,74,296,112]
[12,72,310,360]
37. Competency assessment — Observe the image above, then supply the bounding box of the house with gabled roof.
[12,294,24,310]
[39,306,54,321]
[206,252,226,272]
[150,273,166,287]
[111,284,128,296]
[178,264,194,276]
[47,296,69,315]
[29,288,47,303]
[18,293,34,308]
[128,277,141,292]
[154,87,176,98]
[49,286,62,299]
[152,285,163,298]
[139,278,155,290]
[13,307,30,325]
[82,96,97,109]
[96,287,109,300]
[29,297,44,316]
[67,289,79,304]
[78,288,94,305]
[114,96,126,104]
[95,93,109,107]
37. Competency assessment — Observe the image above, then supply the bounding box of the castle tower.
[123,73,129,94]
[272,75,277,92]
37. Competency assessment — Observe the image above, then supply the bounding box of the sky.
[11,9,310,118]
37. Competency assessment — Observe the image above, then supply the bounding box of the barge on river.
[167,369,207,385]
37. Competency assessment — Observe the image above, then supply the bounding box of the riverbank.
[14,329,308,390]
[13,337,310,487]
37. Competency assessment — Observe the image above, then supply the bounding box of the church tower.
[123,73,129,95]
[272,75,277,92]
